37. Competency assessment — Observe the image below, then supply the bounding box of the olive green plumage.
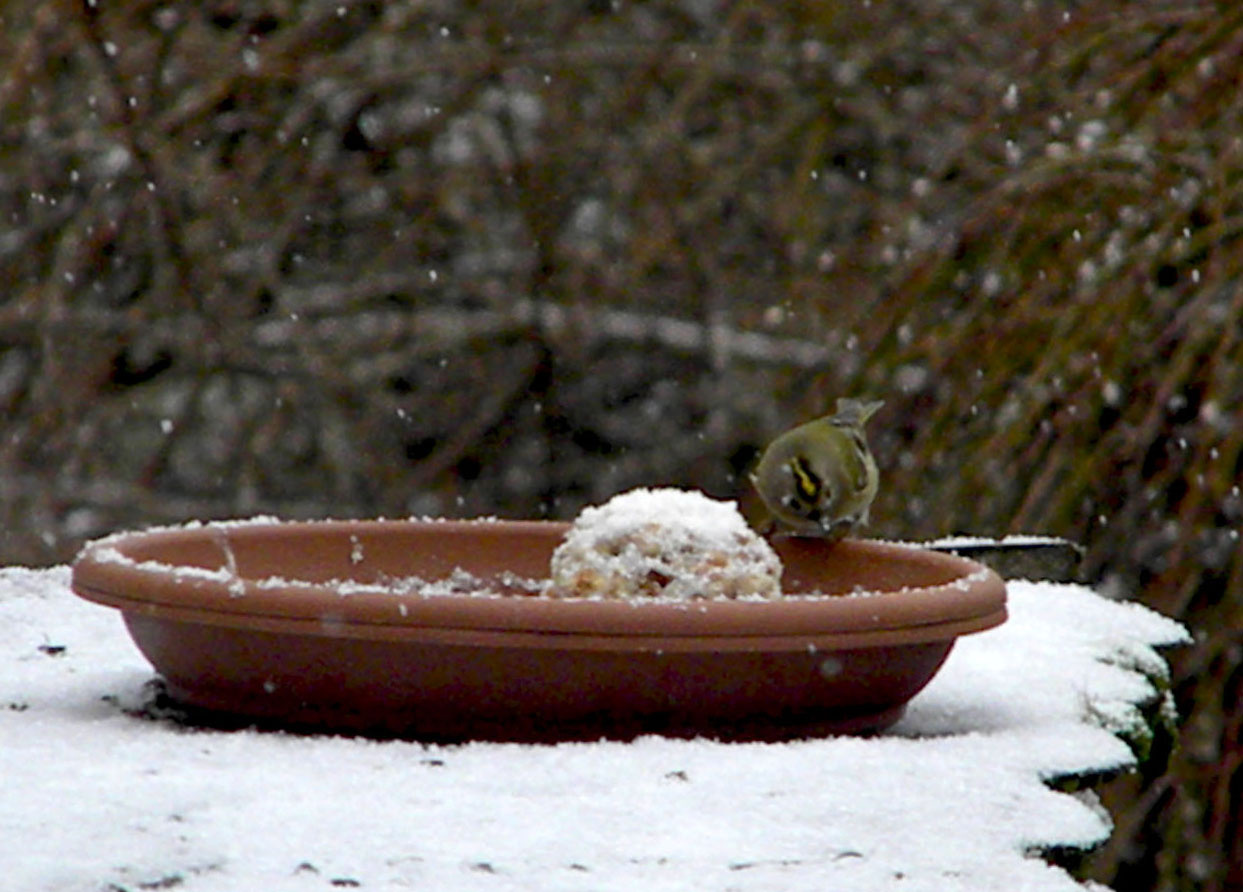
[750,398,883,539]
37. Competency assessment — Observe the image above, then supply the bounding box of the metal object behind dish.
[925,538,1084,583]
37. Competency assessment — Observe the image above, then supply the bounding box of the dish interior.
[100,519,977,596]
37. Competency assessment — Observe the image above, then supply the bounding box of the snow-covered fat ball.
[548,488,783,600]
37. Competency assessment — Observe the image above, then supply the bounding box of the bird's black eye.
[790,456,821,502]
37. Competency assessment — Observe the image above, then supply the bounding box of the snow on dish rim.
[83,539,870,604]
[81,537,986,605]
[75,510,1002,607]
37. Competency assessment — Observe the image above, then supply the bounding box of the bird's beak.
[824,516,855,534]
[821,515,842,533]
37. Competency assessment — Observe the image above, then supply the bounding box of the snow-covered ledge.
[0,564,1187,891]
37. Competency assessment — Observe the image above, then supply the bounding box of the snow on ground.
[0,565,1187,892]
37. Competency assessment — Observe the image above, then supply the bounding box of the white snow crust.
[548,487,783,600]
[0,565,1187,891]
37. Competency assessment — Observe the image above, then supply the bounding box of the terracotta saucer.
[71,519,1006,742]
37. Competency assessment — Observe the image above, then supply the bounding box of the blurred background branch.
[3,0,1242,887]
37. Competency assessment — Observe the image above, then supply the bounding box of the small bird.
[750,398,883,539]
